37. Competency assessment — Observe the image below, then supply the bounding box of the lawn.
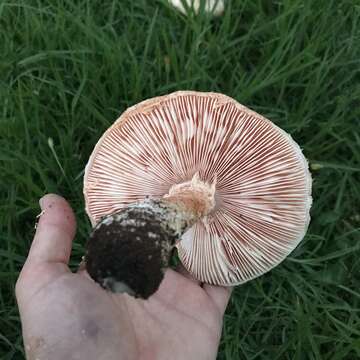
[1,0,360,359]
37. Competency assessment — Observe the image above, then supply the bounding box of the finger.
[78,269,93,281]
[175,263,201,285]
[77,257,86,272]
[77,259,93,281]
[203,284,233,315]
[16,194,77,305]
[26,194,76,266]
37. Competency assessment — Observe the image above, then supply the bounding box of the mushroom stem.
[85,174,216,299]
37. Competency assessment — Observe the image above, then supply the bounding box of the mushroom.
[168,0,225,16]
[84,91,312,298]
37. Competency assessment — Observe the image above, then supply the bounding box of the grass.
[0,0,360,358]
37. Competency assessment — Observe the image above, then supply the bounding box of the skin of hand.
[16,194,232,360]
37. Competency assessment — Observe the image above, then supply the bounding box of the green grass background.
[1,0,360,359]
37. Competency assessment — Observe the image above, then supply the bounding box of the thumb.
[16,194,76,303]
[27,194,76,266]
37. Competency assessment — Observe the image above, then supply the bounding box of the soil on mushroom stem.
[85,206,179,299]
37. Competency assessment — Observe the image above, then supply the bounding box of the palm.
[112,269,224,359]
[16,195,231,360]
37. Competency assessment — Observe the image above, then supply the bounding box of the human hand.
[16,194,232,360]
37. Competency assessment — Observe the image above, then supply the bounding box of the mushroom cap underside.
[168,0,225,16]
[84,91,312,286]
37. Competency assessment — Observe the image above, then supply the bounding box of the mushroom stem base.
[85,175,216,299]
[85,199,195,299]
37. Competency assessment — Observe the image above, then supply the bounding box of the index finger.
[203,284,233,316]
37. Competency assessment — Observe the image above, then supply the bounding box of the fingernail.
[34,210,45,230]
[39,196,46,210]
[78,257,86,272]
